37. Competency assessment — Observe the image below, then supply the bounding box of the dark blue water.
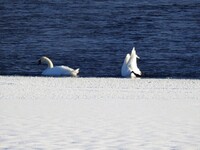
[0,0,200,78]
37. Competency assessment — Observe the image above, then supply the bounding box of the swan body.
[38,56,79,77]
[121,47,142,78]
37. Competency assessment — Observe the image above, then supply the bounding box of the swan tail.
[75,68,79,74]
[72,68,79,76]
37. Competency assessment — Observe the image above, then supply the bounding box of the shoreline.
[0,75,200,80]
[0,75,199,101]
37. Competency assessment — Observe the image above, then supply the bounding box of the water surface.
[0,0,199,78]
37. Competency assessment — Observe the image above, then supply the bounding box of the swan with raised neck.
[38,56,79,77]
[38,56,54,68]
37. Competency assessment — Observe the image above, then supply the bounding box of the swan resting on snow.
[121,47,142,78]
[38,56,79,77]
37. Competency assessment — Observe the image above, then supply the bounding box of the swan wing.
[42,66,79,76]
[60,66,79,76]
[121,54,131,77]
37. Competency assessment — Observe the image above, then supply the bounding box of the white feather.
[121,47,142,78]
[39,56,79,77]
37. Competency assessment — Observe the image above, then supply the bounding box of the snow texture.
[0,76,200,149]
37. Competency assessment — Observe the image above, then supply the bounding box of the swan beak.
[37,59,41,65]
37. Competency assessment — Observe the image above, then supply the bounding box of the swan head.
[131,47,140,59]
[38,56,48,65]
[37,59,42,65]
[38,56,54,68]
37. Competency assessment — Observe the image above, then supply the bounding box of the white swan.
[121,47,142,78]
[38,56,79,77]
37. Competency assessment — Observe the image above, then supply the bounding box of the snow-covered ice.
[0,76,200,149]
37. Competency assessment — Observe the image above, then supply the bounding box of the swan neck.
[47,60,53,68]
[44,58,53,68]
[130,55,137,66]
[134,57,137,64]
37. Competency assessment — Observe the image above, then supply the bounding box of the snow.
[0,76,200,149]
